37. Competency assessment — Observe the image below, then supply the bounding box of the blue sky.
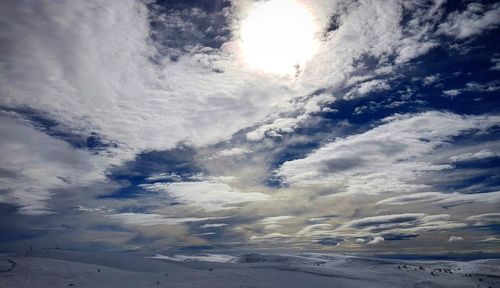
[0,0,499,255]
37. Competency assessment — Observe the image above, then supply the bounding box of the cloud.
[449,149,500,162]
[313,237,342,246]
[344,79,391,100]
[244,0,454,142]
[148,3,231,54]
[448,236,464,242]
[0,0,302,164]
[443,81,500,97]
[212,148,252,158]
[199,223,227,229]
[466,213,500,226]
[491,55,500,71]
[258,216,294,230]
[340,213,426,230]
[245,93,335,141]
[141,181,270,211]
[76,205,107,213]
[195,232,216,236]
[437,2,500,39]
[377,192,444,205]
[247,117,304,142]
[300,0,440,90]
[479,237,500,242]
[297,224,333,237]
[1,0,499,253]
[464,81,500,92]
[109,213,226,226]
[377,191,500,207]
[423,74,441,86]
[443,89,461,97]
[277,111,500,194]
[259,216,294,224]
[367,236,384,245]
[250,233,290,241]
[334,213,465,238]
[0,116,104,215]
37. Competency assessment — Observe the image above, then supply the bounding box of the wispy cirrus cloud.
[377,191,500,207]
[276,111,500,193]
[466,213,500,226]
[141,181,269,212]
[437,2,500,39]
[109,213,227,226]
[0,116,105,215]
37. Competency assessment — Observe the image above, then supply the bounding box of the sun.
[239,0,319,75]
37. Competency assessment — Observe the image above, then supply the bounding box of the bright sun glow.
[240,0,319,75]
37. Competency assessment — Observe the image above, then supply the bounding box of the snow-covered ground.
[147,253,236,263]
[1,250,499,288]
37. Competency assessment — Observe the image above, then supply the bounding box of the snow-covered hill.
[1,250,499,287]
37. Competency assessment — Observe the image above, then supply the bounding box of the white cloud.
[0,116,104,215]
[200,223,228,229]
[2,1,491,195]
[377,192,444,205]
[367,236,384,245]
[244,0,453,141]
[377,191,500,207]
[195,232,216,236]
[339,213,426,231]
[466,213,500,226]
[449,149,500,162]
[344,79,391,100]
[141,181,270,211]
[307,217,332,223]
[263,224,283,230]
[0,0,299,165]
[247,117,305,142]
[423,74,440,86]
[437,2,500,39]
[109,213,226,226]
[250,233,290,241]
[245,93,335,141]
[300,0,440,91]
[272,211,467,244]
[259,216,294,224]
[448,236,463,242]
[465,81,500,92]
[76,205,107,213]
[334,213,465,238]
[479,237,500,242]
[491,55,500,71]
[1,0,499,253]
[259,217,293,231]
[213,148,252,158]
[297,224,333,237]
[277,112,500,195]
[444,81,500,97]
[443,89,461,97]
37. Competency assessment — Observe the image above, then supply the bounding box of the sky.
[0,0,499,256]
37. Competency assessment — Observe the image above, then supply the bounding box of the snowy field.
[1,250,499,288]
